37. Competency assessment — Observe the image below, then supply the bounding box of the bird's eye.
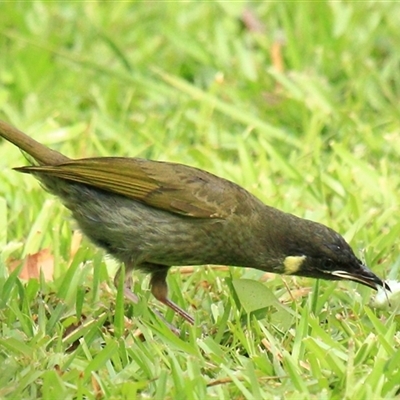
[322,259,335,270]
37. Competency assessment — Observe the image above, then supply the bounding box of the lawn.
[0,2,399,399]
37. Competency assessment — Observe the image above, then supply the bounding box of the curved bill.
[330,265,390,292]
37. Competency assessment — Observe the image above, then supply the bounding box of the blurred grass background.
[0,1,399,399]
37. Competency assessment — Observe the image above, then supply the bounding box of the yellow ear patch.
[283,255,307,274]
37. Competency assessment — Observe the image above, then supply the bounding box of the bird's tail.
[0,120,69,165]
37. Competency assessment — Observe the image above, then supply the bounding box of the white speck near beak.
[371,280,400,312]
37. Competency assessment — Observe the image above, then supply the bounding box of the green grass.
[1,1,400,399]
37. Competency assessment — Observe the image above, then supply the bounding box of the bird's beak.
[330,265,390,292]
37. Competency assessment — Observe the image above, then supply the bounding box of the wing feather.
[16,157,241,218]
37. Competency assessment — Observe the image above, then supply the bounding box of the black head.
[281,218,389,291]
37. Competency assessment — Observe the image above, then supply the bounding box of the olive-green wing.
[16,157,241,218]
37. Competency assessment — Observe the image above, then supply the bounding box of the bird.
[0,120,389,324]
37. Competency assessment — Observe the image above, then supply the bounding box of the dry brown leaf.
[8,248,54,281]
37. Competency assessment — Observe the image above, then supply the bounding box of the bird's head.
[279,216,389,291]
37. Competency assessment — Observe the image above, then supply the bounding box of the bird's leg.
[114,263,186,334]
[150,268,195,325]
